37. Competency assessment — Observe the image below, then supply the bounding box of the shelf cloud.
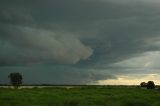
[1,0,160,84]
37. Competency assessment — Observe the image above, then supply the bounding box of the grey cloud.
[0,66,116,84]
[0,24,93,65]
[1,0,160,84]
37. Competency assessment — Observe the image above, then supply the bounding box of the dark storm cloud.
[1,0,160,84]
[0,65,116,84]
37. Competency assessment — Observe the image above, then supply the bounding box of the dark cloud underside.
[1,0,160,84]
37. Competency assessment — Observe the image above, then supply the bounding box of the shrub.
[146,81,155,89]
[140,82,147,87]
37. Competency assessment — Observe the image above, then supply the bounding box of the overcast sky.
[1,0,160,85]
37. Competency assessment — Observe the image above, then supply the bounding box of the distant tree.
[140,82,147,87]
[8,73,23,89]
[146,81,155,89]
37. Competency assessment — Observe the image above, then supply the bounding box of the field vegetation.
[0,86,160,106]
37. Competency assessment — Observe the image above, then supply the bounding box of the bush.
[146,81,155,89]
[140,82,147,87]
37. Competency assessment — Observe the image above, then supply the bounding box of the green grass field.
[0,86,160,106]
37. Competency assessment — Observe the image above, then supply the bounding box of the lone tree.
[140,82,147,87]
[146,81,155,89]
[8,73,23,89]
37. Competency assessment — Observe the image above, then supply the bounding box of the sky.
[1,0,160,85]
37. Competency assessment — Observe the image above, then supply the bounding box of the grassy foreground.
[0,86,160,106]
